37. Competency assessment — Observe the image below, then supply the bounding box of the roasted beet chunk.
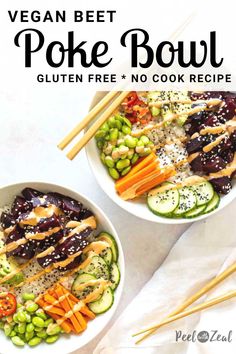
[37,215,61,232]
[44,192,64,208]
[0,212,15,229]
[221,149,234,163]
[202,155,227,173]
[59,255,83,271]
[190,91,223,101]
[77,208,94,221]
[61,196,82,220]
[210,177,232,195]
[216,99,236,122]
[22,188,43,201]
[60,227,92,256]
[6,225,25,257]
[16,241,36,259]
[38,229,64,252]
[201,113,220,128]
[190,154,205,172]
[230,131,236,152]
[11,196,32,218]
[186,136,209,154]
[37,247,66,268]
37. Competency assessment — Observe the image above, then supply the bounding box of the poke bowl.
[0,182,124,354]
[86,91,236,223]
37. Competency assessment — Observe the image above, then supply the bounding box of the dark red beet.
[216,99,236,122]
[58,255,83,271]
[16,241,36,259]
[38,230,64,252]
[22,188,43,201]
[187,137,204,154]
[230,131,236,151]
[11,196,32,218]
[44,192,64,208]
[200,113,219,128]
[37,215,61,232]
[6,226,25,257]
[221,149,234,163]
[210,177,232,194]
[0,212,15,229]
[190,154,205,172]
[60,227,92,256]
[77,208,94,221]
[61,196,82,220]
[202,155,227,173]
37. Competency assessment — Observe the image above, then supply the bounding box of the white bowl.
[86,93,236,224]
[0,182,125,354]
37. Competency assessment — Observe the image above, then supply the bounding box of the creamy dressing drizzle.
[149,98,222,108]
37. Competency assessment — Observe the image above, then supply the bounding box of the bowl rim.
[85,93,236,224]
[0,181,125,353]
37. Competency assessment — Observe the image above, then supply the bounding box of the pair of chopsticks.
[58,91,130,160]
[133,261,236,344]
[58,12,195,160]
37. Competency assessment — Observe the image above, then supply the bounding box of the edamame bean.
[22,293,35,301]
[46,324,61,336]
[44,318,53,327]
[46,335,59,344]
[109,128,118,141]
[127,149,134,160]
[116,159,130,171]
[11,336,25,347]
[13,313,19,323]
[100,152,106,165]
[4,323,12,336]
[17,303,23,309]
[26,302,39,313]
[140,135,150,145]
[0,321,4,329]
[28,337,42,347]
[122,117,132,128]
[25,313,31,323]
[136,140,144,147]
[18,323,26,334]
[105,156,115,168]
[108,168,120,180]
[122,125,131,135]
[140,147,152,156]
[32,317,45,328]
[104,133,110,141]
[95,130,106,139]
[131,153,139,165]
[36,330,48,339]
[26,323,35,333]
[107,117,116,128]
[114,114,124,123]
[118,145,129,155]
[121,166,131,176]
[17,311,27,323]
[9,330,16,337]
[115,119,122,130]
[36,309,48,320]
[100,122,109,132]
[34,326,44,332]
[25,331,34,342]
[96,140,104,150]
[124,136,137,148]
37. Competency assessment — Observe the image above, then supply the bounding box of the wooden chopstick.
[133,261,236,343]
[66,91,130,160]
[58,90,119,150]
[134,289,236,343]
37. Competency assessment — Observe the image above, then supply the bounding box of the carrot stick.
[66,297,87,330]
[51,313,74,334]
[44,294,62,308]
[37,297,66,316]
[68,291,96,320]
[136,169,175,196]
[116,162,159,194]
[124,152,156,177]
[55,285,82,334]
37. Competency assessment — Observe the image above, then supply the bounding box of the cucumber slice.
[110,263,120,290]
[147,183,179,216]
[100,247,113,266]
[184,205,206,218]
[97,232,118,262]
[82,256,110,280]
[173,187,196,216]
[88,287,114,314]
[203,192,220,214]
[72,273,101,301]
[193,181,214,206]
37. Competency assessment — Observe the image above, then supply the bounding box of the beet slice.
[6,226,25,257]
[61,196,82,220]
[190,154,205,172]
[77,208,94,221]
[44,192,64,208]
[0,212,15,229]
[58,254,83,271]
[11,196,32,218]
[202,155,227,173]
[221,149,234,163]
[16,241,36,259]
[60,227,92,256]
[210,177,232,195]
[22,188,43,201]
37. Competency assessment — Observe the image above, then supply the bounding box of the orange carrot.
[68,292,95,320]
[52,313,74,334]
[65,296,87,330]
[116,161,159,194]
[37,297,66,317]
[136,169,176,196]
[44,294,62,308]
[55,285,82,334]
[125,152,156,177]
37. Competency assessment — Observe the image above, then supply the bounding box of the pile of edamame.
[0,293,62,347]
[95,114,154,180]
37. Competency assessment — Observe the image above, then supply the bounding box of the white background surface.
[0,86,188,353]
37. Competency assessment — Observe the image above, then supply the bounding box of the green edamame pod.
[121,166,132,176]
[46,335,59,344]
[116,159,130,171]
[28,337,42,347]
[108,168,120,180]
[11,336,25,347]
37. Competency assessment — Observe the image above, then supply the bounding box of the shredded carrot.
[116,161,159,194]
[126,152,156,177]
[136,169,176,196]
